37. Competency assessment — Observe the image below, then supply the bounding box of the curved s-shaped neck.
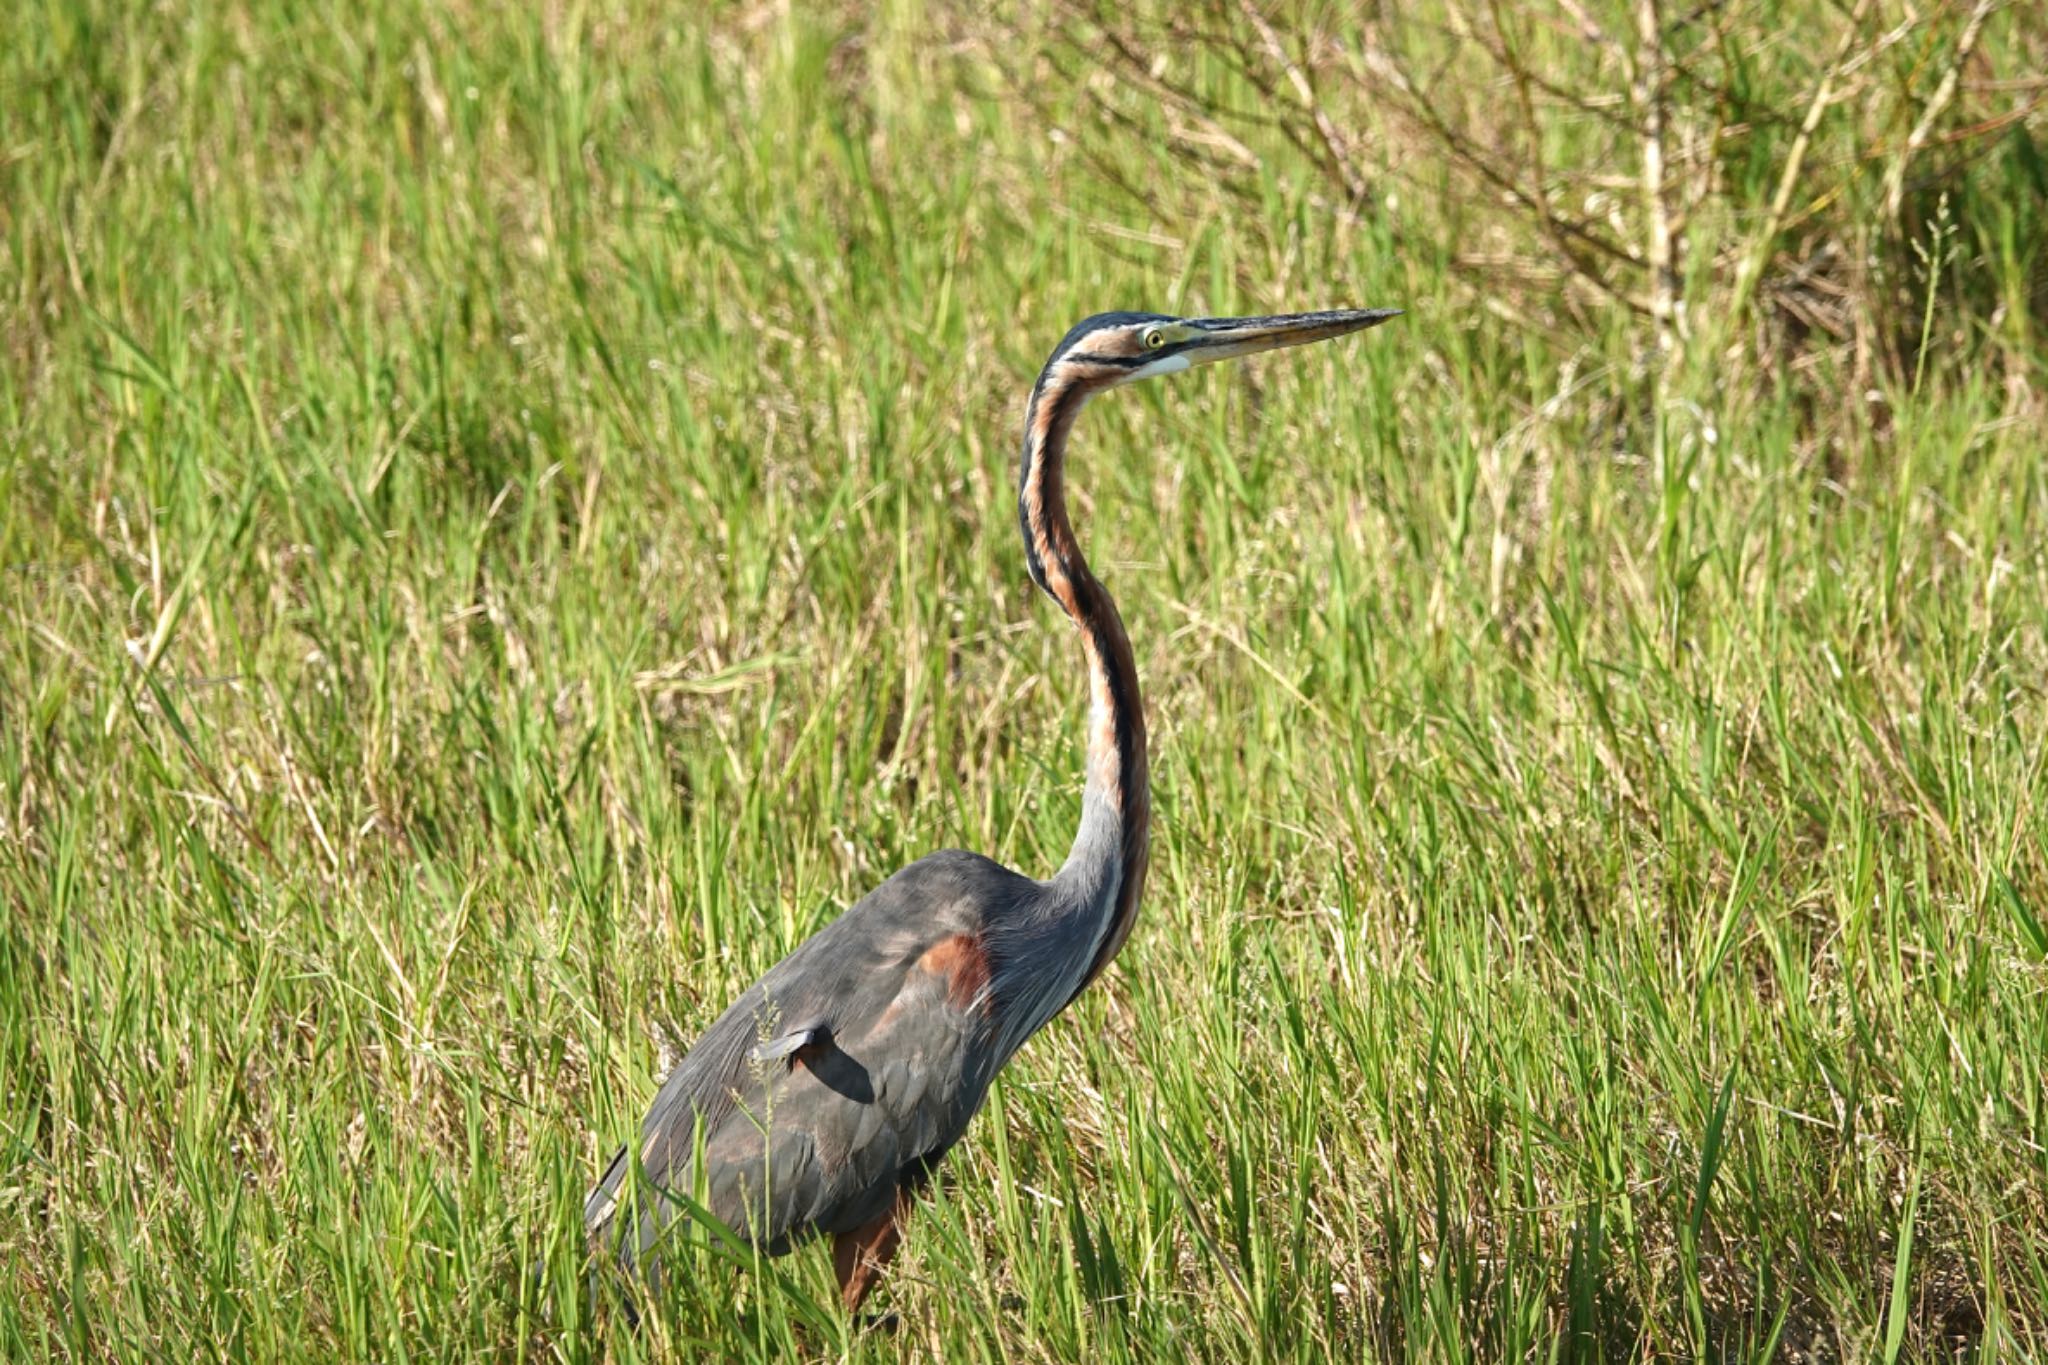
[1016,364,1150,1003]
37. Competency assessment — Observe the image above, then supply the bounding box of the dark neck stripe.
[1014,358,1151,1005]
[1018,390,1051,594]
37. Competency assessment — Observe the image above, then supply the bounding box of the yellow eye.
[1144,328,1165,350]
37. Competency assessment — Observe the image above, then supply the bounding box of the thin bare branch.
[1632,0,1684,357]
[1361,44,1651,315]
[1726,0,1879,328]
[1882,0,2000,219]
[1236,0,1374,207]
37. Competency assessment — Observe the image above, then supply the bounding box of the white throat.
[1126,352,1192,384]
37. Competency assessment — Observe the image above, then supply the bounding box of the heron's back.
[585,850,1043,1259]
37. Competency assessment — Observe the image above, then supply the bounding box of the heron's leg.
[833,1187,911,1311]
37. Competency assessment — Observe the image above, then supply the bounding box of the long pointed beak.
[1182,308,1402,365]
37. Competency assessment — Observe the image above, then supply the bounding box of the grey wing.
[585,851,1028,1261]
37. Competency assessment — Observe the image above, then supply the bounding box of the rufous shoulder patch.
[916,933,992,1011]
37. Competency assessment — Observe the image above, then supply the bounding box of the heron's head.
[1036,307,1402,392]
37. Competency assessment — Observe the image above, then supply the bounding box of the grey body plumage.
[582,850,1086,1259]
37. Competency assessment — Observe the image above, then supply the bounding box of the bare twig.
[1882,0,2000,220]
[1632,0,1684,359]
[1726,0,1879,329]
[1236,0,1374,207]
[1361,44,1652,314]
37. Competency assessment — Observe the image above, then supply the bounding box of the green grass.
[3,1,2045,1359]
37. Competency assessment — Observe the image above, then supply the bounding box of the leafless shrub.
[1016,0,2047,393]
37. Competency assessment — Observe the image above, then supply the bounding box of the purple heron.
[586,307,1401,1310]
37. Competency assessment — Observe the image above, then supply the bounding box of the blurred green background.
[3,0,2045,1358]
